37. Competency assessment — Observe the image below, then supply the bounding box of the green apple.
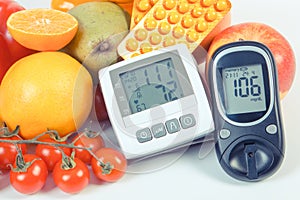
[63,2,130,83]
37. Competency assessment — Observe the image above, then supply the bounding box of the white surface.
[5,0,300,199]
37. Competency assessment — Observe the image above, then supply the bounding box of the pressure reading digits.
[119,58,184,114]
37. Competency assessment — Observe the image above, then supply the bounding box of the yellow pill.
[150,0,159,6]
[195,19,208,32]
[163,36,176,47]
[215,0,229,11]
[135,29,148,41]
[131,53,140,58]
[137,0,151,12]
[154,7,166,20]
[187,0,197,3]
[134,14,144,26]
[158,21,171,35]
[186,29,199,43]
[163,0,176,10]
[205,10,217,22]
[172,25,185,38]
[140,43,153,54]
[168,11,180,24]
[149,32,162,45]
[201,0,214,7]
[191,6,203,18]
[126,38,139,52]
[144,17,157,31]
[177,1,189,14]
[181,15,194,28]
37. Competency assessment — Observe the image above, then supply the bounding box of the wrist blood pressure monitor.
[99,44,214,160]
[208,41,285,181]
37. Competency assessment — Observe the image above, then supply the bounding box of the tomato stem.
[87,149,114,175]
[58,148,77,170]
[9,144,41,173]
[0,124,20,138]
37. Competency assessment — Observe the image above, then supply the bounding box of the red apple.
[205,22,296,99]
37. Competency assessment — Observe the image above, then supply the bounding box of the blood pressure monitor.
[208,41,284,181]
[99,44,214,159]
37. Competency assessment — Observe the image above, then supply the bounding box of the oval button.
[220,129,231,139]
[266,124,277,135]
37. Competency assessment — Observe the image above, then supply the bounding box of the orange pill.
[186,29,199,43]
[215,0,229,11]
[177,1,189,14]
[149,32,162,45]
[168,11,180,24]
[172,25,185,38]
[126,38,139,51]
[131,53,141,58]
[163,36,176,47]
[181,15,194,28]
[140,42,153,54]
[205,9,217,22]
[137,0,151,12]
[135,28,148,41]
[195,19,208,32]
[134,14,144,26]
[144,17,157,31]
[150,0,159,6]
[163,0,176,10]
[158,21,171,35]
[191,6,203,18]
[201,0,214,7]
[154,7,166,20]
[187,0,197,3]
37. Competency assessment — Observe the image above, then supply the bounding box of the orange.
[6,8,78,51]
[0,52,93,139]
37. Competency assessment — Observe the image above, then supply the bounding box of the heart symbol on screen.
[134,100,138,104]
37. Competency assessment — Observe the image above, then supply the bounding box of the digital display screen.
[222,64,266,115]
[119,58,184,114]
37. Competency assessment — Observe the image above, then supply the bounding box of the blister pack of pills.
[118,0,231,59]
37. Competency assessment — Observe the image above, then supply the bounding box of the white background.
[3,0,300,199]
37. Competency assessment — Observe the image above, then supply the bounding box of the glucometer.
[99,44,214,159]
[208,41,285,181]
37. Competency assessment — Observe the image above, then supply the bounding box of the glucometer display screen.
[222,64,267,115]
[120,58,185,114]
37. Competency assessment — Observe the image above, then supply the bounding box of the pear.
[63,2,130,83]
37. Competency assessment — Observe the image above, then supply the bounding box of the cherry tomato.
[73,130,105,164]
[0,0,36,83]
[35,138,71,171]
[53,157,90,194]
[91,148,127,182]
[0,126,27,170]
[10,154,48,194]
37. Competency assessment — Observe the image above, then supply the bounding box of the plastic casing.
[99,44,214,159]
[208,41,284,181]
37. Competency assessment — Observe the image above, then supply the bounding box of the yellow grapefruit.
[0,52,93,139]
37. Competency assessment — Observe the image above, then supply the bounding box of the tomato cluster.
[0,125,127,195]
